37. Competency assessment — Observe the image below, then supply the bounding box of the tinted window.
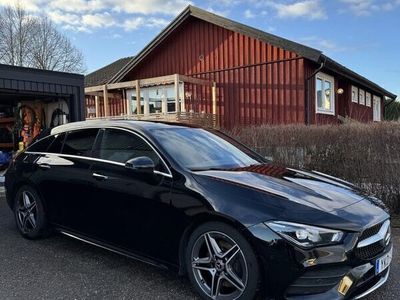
[47,133,66,154]
[151,128,260,170]
[95,129,164,170]
[62,129,99,157]
[27,135,55,152]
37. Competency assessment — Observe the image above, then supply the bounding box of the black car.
[5,120,392,300]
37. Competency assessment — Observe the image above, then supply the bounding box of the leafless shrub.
[228,122,400,214]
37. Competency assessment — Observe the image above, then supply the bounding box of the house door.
[373,96,381,121]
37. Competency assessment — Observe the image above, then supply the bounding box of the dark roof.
[322,56,396,99]
[106,5,396,99]
[84,56,133,87]
[0,63,83,81]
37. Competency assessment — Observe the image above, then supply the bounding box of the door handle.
[37,163,51,170]
[92,172,108,180]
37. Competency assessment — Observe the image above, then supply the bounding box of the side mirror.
[125,156,155,174]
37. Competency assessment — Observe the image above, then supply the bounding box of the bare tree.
[0,3,86,73]
[31,17,86,73]
[0,4,35,67]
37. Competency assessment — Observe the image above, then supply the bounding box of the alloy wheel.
[16,191,37,233]
[191,231,248,300]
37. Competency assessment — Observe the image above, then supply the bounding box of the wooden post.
[125,89,132,117]
[174,74,180,113]
[212,82,217,127]
[181,83,186,113]
[103,85,109,117]
[135,80,141,115]
[144,88,150,116]
[212,82,217,115]
[161,93,167,115]
[95,95,100,118]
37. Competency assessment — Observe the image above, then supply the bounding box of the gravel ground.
[0,188,398,300]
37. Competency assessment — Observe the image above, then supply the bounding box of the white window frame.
[351,86,358,103]
[366,92,372,107]
[315,72,335,115]
[359,89,365,105]
[373,95,382,122]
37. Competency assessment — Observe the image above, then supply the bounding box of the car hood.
[193,164,377,213]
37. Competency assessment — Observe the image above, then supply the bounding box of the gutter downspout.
[305,56,326,125]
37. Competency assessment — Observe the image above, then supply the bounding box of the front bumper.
[285,251,391,299]
[248,223,392,299]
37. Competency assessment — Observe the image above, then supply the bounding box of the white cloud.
[111,0,192,15]
[298,36,350,52]
[82,12,116,28]
[49,0,106,12]
[272,0,327,20]
[0,0,183,33]
[123,17,169,31]
[0,0,44,11]
[48,11,80,26]
[340,0,400,16]
[244,9,255,18]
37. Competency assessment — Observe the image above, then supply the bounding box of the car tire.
[13,185,50,239]
[186,221,259,300]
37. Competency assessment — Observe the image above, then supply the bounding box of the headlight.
[265,221,344,249]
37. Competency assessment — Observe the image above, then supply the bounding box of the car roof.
[50,119,200,135]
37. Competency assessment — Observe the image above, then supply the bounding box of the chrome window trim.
[357,220,391,248]
[26,151,173,178]
[25,126,173,179]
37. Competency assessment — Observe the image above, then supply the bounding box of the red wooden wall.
[122,17,307,128]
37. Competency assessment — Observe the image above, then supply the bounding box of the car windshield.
[151,127,261,171]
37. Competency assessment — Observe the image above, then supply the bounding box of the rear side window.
[47,133,66,154]
[94,129,165,171]
[62,129,99,157]
[27,135,55,152]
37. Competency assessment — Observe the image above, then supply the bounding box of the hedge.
[228,122,400,214]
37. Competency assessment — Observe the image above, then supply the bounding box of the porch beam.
[178,74,213,86]
[106,80,137,90]
[85,85,104,93]
[139,75,176,87]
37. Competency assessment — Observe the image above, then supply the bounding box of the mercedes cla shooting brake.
[5,120,392,300]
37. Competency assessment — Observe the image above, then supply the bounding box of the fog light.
[338,276,353,296]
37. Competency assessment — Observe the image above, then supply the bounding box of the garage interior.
[0,64,84,171]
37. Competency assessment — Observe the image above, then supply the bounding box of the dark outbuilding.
[0,64,84,156]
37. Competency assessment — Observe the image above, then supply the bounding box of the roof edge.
[323,56,397,99]
[109,5,322,84]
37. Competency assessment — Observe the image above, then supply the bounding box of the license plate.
[375,248,392,275]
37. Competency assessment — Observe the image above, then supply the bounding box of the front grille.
[355,241,385,260]
[359,222,382,241]
[355,221,389,260]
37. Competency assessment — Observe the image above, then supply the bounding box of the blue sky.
[1,0,399,97]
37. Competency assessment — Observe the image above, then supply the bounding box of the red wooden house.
[85,5,396,128]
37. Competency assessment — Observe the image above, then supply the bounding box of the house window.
[359,89,365,105]
[373,95,382,121]
[316,72,335,115]
[366,92,372,107]
[351,86,358,103]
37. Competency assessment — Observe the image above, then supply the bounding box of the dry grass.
[228,122,400,214]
